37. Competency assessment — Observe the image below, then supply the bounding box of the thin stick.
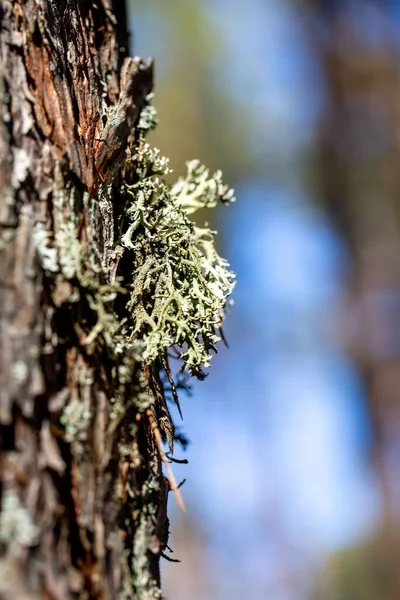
[146,408,187,513]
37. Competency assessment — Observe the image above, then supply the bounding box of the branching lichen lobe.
[122,142,235,376]
[0,2,235,599]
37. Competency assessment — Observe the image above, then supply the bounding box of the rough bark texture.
[0,1,167,598]
[0,2,236,597]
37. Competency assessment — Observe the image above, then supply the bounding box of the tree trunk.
[0,2,235,598]
[0,1,236,596]
[0,1,167,598]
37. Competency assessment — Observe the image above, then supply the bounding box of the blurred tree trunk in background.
[0,2,168,598]
[306,1,400,597]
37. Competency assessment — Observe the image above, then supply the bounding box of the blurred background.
[129,1,400,598]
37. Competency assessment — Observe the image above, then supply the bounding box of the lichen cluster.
[0,490,38,547]
[122,144,235,377]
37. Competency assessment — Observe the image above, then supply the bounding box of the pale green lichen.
[132,514,160,599]
[172,158,235,214]
[11,361,28,385]
[60,394,91,442]
[33,222,59,273]
[33,174,83,278]
[137,93,158,134]
[0,490,38,547]
[121,147,235,376]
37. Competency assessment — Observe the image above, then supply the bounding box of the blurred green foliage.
[311,535,393,600]
[129,0,248,182]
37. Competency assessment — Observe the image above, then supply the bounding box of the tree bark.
[0,1,167,598]
[0,2,236,597]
